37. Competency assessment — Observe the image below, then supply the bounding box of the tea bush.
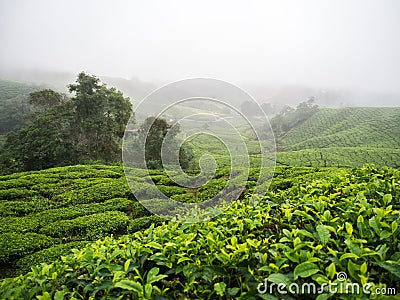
[15,241,89,273]
[0,233,55,263]
[1,165,398,299]
[39,211,130,240]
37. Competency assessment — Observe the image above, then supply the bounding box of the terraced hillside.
[277,107,400,168]
[0,165,160,278]
[1,165,399,299]
[0,164,270,277]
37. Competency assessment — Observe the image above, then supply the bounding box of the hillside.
[0,165,399,298]
[276,107,400,168]
[0,163,271,278]
[0,80,44,135]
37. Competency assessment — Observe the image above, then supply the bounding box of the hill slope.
[281,107,400,150]
[0,80,44,135]
[277,107,400,168]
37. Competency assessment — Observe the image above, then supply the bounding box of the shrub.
[39,211,130,240]
[127,215,165,233]
[0,233,55,263]
[16,241,89,273]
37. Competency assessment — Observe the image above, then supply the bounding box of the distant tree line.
[240,98,319,140]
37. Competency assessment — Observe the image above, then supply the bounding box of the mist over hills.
[1,68,399,109]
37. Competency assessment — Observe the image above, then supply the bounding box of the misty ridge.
[0,68,398,109]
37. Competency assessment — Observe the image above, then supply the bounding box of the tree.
[0,103,76,172]
[270,98,319,135]
[68,72,133,161]
[0,72,133,174]
[132,117,193,170]
[28,89,65,112]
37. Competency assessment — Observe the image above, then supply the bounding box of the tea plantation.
[0,164,399,299]
[276,107,400,169]
[0,164,264,278]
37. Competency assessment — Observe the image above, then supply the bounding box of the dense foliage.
[0,165,398,299]
[0,73,133,174]
[0,163,262,278]
[0,79,42,135]
[125,117,194,170]
[271,98,319,134]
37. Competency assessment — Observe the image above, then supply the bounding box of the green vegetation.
[0,163,260,278]
[0,79,43,135]
[0,73,133,174]
[0,165,398,299]
[274,107,400,168]
[0,75,399,299]
[125,117,194,170]
[277,147,400,168]
[280,107,400,150]
[271,98,319,134]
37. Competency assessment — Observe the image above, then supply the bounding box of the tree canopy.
[0,72,133,173]
[126,117,194,170]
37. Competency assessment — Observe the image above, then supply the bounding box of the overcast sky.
[1,0,400,96]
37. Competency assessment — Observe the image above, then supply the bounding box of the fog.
[1,0,400,106]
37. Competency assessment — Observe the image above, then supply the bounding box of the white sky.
[1,0,400,96]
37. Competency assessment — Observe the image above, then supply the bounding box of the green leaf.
[380,230,392,239]
[360,262,367,274]
[115,280,143,293]
[376,262,400,278]
[347,259,360,282]
[345,222,353,235]
[369,216,380,235]
[294,262,320,279]
[214,282,226,296]
[344,239,360,256]
[227,287,240,296]
[36,292,51,300]
[285,251,300,263]
[326,262,336,279]
[146,267,167,284]
[144,283,152,298]
[316,225,330,245]
[54,291,64,300]
[177,257,192,264]
[298,229,314,239]
[340,253,359,260]
[312,274,329,284]
[267,273,292,286]
[383,194,392,205]
[316,294,332,300]
[124,259,131,272]
[147,242,163,250]
[392,220,398,233]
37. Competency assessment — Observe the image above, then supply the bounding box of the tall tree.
[68,72,133,161]
[0,73,133,174]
